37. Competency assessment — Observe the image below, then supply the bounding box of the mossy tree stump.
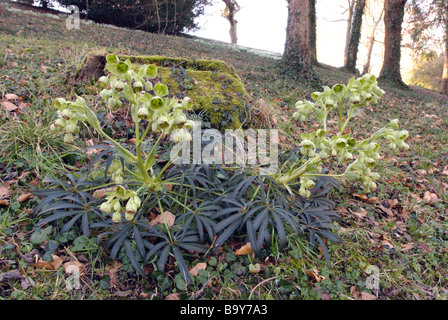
[71,53,251,130]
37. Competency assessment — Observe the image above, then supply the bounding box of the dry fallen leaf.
[402,243,415,251]
[235,242,253,256]
[2,101,18,111]
[0,183,11,200]
[34,255,63,271]
[17,193,33,204]
[366,197,379,204]
[189,262,207,276]
[165,293,180,300]
[306,269,325,282]
[419,242,432,254]
[351,208,367,219]
[107,261,122,289]
[350,286,377,300]
[5,93,19,100]
[423,191,439,203]
[92,187,115,199]
[149,211,176,227]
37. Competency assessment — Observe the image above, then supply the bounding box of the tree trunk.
[378,0,408,87]
[85,0,89,20]
[344,0,356,66]
[362,35,375,74]
[222,0,240,45]
[281,0,312,77]
[344,0,366,73]
[309,0,318,65]
[440,6,448,94]
[362,2,384,75]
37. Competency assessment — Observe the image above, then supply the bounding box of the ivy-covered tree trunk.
[309,0,318,65]
[440,6,448,94]
[343,0,355,67]
[281,0,312,78]
[378,0,407,87]
[343,0,366,73]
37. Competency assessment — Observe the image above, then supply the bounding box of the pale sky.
[189,0,349,67]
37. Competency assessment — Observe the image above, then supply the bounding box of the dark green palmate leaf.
[33,174,104,237]
[143,225,208,282]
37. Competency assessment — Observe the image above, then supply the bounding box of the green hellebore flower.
[49,124,59,133]
[171,128,192,143]
[98,76,109,87]
[112,211,121,223]
[349,93,361,104]
[181,97,194,110]
[116,61,129,74]
[154,83,169,97]
[299,187,311,198]
[389,119,399,129]
[106,54,119,64]
[64,133,74,143]
[133,81,144,92]
[174,113,187,126]
[65,122,78,134]
[113,81,125,92]
[150,97,164,110]
[114,185,126,198]
[61,109,73,120]
[156,116,171,130]
[137,107,150,120]
[100,89,113,100]
[366,158,376,168]
[113,174,123,185]
[100,201,112,213]
[398,130,409,141]
[108,97,122,110]
[126,199,138,214]
[125,212,135,221]
[145,64,158,78]
[324,96,336,108]
[54,118,66,128]
[54,98,67,110]
[300,139,315,149]
[335,138,347,149]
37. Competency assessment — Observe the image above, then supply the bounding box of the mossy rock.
[71,53,251,130]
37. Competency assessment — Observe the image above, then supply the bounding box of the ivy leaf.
[30,226,53,245]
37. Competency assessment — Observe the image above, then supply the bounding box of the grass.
[0,2,447,300]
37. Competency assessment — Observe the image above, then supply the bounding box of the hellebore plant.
[271,74,409,196]
[51,55,194,222]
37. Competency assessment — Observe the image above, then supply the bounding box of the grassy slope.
[0,4,447,300]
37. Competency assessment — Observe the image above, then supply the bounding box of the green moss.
[117,54,250,130]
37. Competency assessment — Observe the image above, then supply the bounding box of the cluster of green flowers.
[99,185,142,222]
[97,55,195,143]
[50,96,99,143]
[277,74,409,194]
